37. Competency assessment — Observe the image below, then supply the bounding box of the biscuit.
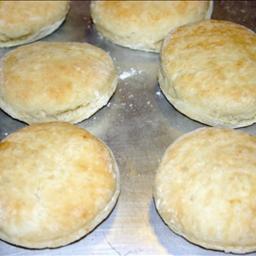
[0,122,120,248]
[90,1,212,52]
[0,1,70,47]
[154,128,256,253]
[0,42,118,124]
[159,19,256,128]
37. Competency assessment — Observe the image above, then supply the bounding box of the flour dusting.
[119,68,142,80]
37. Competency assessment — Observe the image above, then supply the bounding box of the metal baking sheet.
[0,1,255,255]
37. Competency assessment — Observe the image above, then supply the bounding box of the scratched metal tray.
[0,1,255,255]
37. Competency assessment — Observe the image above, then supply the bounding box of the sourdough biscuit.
[159,20,256,128]
[0,1,70,47]
[90,1,212,52]
[0,42,118,124]
[154,128,256,253]
[0,122,120,248]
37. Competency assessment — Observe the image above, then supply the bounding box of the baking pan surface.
[0,1,255,255]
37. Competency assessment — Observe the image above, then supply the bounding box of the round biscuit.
[154,128,256,253]
[0,122,120,248]
[159,20,256,128]
[0,1,70,47]
[0,42,118,124]
[90,1,212,52]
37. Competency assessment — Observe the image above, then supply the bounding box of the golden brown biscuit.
[0,42,118,124]
[154,128,256,253]
[90,1,212,52]
[0,122,120,248]
[0,1,70,47]
[159,19,256,128]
